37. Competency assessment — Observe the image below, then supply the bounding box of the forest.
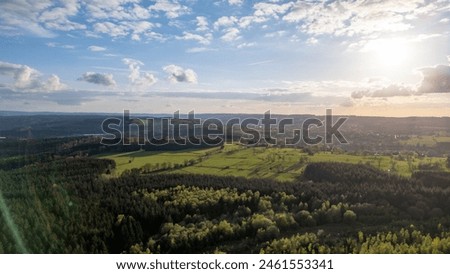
[0,143,449,253]
[0,113,449,254]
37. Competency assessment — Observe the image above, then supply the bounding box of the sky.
[0,0,449,116]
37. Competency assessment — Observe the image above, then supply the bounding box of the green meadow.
[97,147,218,175]
[400,135,450,147]
[97,144,448,181]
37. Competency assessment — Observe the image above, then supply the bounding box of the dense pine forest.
[0,137,449,253]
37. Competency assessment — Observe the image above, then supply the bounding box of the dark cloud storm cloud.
[78,72,116,86]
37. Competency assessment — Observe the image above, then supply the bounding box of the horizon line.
[1,110,450,119]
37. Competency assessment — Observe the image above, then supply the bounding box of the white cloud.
[233,2,294,29]
[237,16,262,29]
[306,37,318,45]
[140,73,157,86]
[348,33,443,54]
[351,63,450,99]
[0,61,65,91]
[214,16,238,29]
[85,0,150,21]
[144,31,167,42]
[46,42,75,49]
[228,0,243,6]
[196,16,209,32]
[149,0,190,19]
[221,27,241,42]
[186,47,216,53]
[43,74,65,91]
[88,45,107,52]
[163,64,198,84]
[282,0,449,38]
[247,59,273,66]
[351,84,416,99]
[0,1,54,37]
[253,2,293,18]
[0,0,85,37]
[122,58,157,89]
[283,1,352,35]
[93,22,128,37]
[410,33,442,42]
[264,30,287,38]
[1,0,447,48]
[0,0,172,42]
[92,20,155,40]
[85,1,161,40]
[237,42,256,49]
[210,0,449,44]
[123,58,143,82]
[126,21,155,40]
[39,0,85,31]
[78,72,116,86]
[16,69,36,88]
[177,31,211,45]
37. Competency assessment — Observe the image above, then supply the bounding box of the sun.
[375,39,410,67]
[365,38,412,68]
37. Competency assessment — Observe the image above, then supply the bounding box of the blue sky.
[0,0,449,116]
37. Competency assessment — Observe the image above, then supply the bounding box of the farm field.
[97,144,449,181]
[97,147,219,175]
[400,135,450,147]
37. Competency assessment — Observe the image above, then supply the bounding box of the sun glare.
[366,38,412,69]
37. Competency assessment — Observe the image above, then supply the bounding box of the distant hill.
[0,112,449,140]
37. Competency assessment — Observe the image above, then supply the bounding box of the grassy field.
[97,144,449,181]
[97,147,219,175]
[400,135,450,147]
